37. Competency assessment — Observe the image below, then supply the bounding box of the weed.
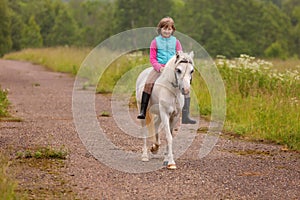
[32,82,40,87]
[0,154,19,200]
[0,87,9,118]
[99,111,110,117]
[16,146,68,160]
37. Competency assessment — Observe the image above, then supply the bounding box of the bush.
[264,41,288,59]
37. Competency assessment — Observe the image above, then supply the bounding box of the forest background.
[0,0,300,59]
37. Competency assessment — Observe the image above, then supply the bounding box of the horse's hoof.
[150,144,159,154]
[142,157,149,162]
[163,161,168,166]
[167,164,176,170]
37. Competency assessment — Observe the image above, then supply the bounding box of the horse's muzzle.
[181,87,190,95]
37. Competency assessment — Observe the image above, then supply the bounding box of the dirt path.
[0,59,299,200]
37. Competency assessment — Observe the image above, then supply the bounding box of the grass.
[0,88,19,200]
[12,146,75,199]
[3,46,91,75]
[216,55,300,150]
[0,82,71,198]
[99,111,110,117]
[0,87,9,118]
[3,48,300,151]
[0,154,19,200]
[0,146,71,199]
[0,86,22,122]
[15,146,68,160]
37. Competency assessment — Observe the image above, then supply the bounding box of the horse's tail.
[145,111,156,143]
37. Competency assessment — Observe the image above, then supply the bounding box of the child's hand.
[159,67,164,73]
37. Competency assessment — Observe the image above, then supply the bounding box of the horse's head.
[173,51,194,95]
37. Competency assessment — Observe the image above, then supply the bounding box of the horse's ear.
[175,51,182,63]
[189,51,194,59]
[176,51,182,57]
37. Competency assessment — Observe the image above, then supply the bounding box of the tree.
[34,0,57,46]
[21,15,43,48]
[264,41,288,59]
[0,0,12,56]
[47,5,79,46]
[10,11,24,50]
[176,0,292,57]
[69,0,116,46]
[114,0,173,32]
[283,0,300,57]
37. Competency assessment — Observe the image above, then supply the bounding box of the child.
[137,17,196,124]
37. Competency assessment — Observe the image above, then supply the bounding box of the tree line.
[0,0,299,58]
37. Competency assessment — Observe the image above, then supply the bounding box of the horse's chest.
[163,97,182,116]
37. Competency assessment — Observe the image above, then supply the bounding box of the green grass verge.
[3,47,91,75]
[0,154,19,200]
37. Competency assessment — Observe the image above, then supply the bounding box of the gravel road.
[0,59,299,200]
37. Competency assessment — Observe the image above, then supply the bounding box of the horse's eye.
[176,68,182,74]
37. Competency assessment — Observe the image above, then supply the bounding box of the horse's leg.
[161,113,176,170]
[170,115,180,135]
[163,145,169,166]
[150,116,161,154]
[141,119,149,162]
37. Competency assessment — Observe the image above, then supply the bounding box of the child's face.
[161,26,173,38]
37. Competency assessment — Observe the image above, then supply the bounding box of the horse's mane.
[157,51,194,87]
[162,51,194,73]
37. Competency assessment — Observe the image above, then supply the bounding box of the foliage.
[1,0,300,58]
[177,0,293,57]
[9,11,24,51]
[216,54,300,150]
[16,146,68,160]
[21,15,43,48]
[69,0,115,46]
[3,46,91,74]
[114,0,173,32]
[0,86,9,118]
[0,154,18,200]
[0,0,12,57]
[47,4,80,46]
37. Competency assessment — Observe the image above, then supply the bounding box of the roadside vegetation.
[3,47,300,151]
[0,155,19,200]
[0,83,73,198]
[0,87,9,118]
[0,88,18,200]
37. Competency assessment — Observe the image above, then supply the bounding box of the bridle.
[171,58,193,88]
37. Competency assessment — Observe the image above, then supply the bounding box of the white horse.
[136,51,194,170]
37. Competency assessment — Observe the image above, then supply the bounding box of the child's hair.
[157,17,176,34]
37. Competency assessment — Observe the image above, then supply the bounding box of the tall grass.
[216,55,300,150]
[3,48,300,150]
[0,88,18,199]
[0,87,9,117]
[3,47,91,75]
[0,155,18,200]
[96,52,149,93]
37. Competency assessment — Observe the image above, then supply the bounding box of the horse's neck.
[157,59,177,90]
